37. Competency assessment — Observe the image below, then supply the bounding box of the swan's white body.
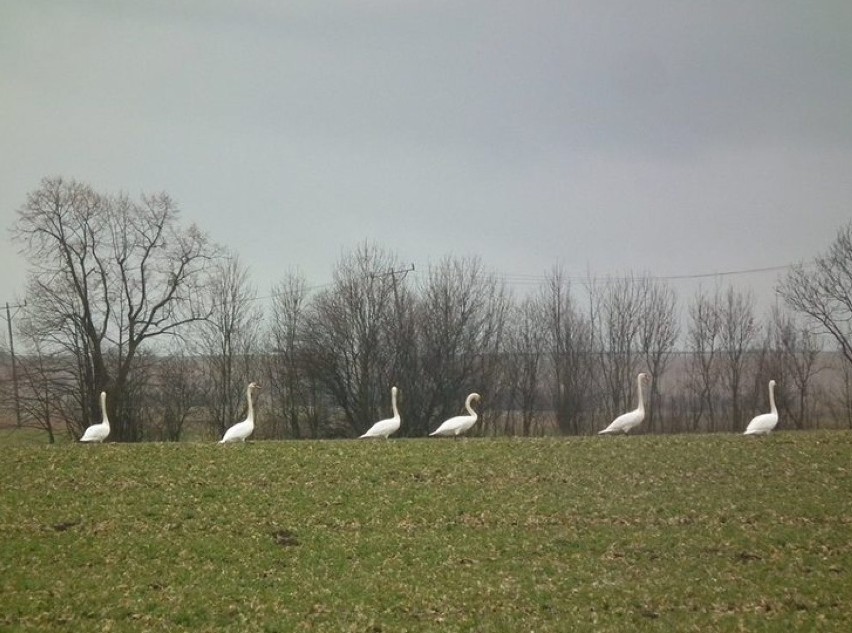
[80,391,111,443]
[360,386,401,438]
[599,373,649,435]
[220,382,261,443]
[429,393,481,437]
[744,380,778,436]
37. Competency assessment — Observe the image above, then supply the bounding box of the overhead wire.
[236,262,803,306]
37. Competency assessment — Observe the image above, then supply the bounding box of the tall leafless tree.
[542,269,595,435]
[12,177,218,440]
[197,253,262,439]
[636,276,679,433]
[685,287,723,432]
[780,221,852,367]
[591,275,645,426]
[266,272,314,438]
[150,348,202,441]
[766,305,822,430]
[827,352,852,430]
[303,244,402,436]
[7,318,62,442]
[501,297,546,436]
[413,256,509,436]
[377,265,418,435]
[719,286,759,432]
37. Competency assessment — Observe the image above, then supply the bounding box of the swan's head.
[469,393,481,402]
[769,379,776,388]
[248,382,262,391]
[391,386,398,395]
[639,373,651,384]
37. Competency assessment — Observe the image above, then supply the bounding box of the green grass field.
[1,432,851,632]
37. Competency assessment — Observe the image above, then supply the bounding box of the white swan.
[220,382,261,443]
[744,379,778,436]
[80,391,111,443]
[429,393,481,437]
[360,386,401,438]
[599,373,649,435]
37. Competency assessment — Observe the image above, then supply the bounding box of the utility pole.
[3,301,26,427]
[369,262,415,390]
[370,264,414,300]
[367,263,416,339]
[372,263,415,357]
[371,263,415,307]
[367,263,416,332]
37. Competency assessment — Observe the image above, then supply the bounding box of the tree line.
[2,177,851,442]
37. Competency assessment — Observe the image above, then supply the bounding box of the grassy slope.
[1,432,850,632]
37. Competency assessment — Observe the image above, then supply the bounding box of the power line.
[644,264,794,281]
[116,261,804,313]
[428,262,800,288]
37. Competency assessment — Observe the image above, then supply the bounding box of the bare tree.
[150,349,202,441]
[197,253,262,439]
[719,286,760,432]
[776,223,852,430]
[303,244,402,436]
[377,265,418,436]
[780,221,852,367]
[827,351,852,430]
[266,272,313,438]
[12,177,217,441]
[542,269,595,435]
[118,349,157,440]
[15,265,99,438]
[501,297,546,436]
[413,256,509,436]
[766,305,822,429]
[636,277,679,433]
[591,275,645,426]
[8,324,62,443]
[685,287,723,432]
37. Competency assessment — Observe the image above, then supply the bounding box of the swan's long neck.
[246,386,256,422]
[465,395,477,417]
[636,375,646,413]
[100,392,110,428]
[391,388,400,419]
[768,382,777,415]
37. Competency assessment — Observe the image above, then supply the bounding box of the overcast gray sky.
[2,0,851,312]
